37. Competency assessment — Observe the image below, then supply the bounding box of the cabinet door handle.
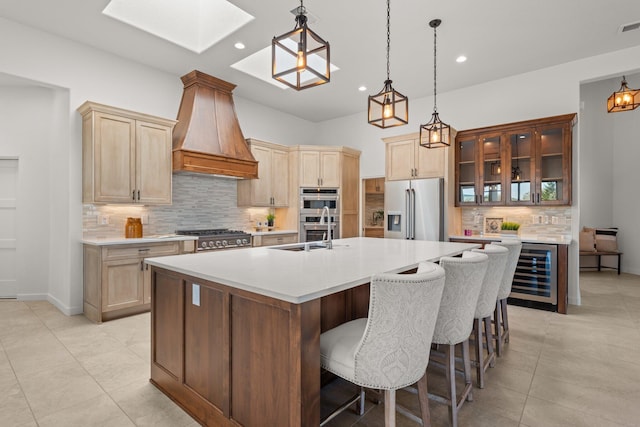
[137,190,140,201]
[140,260,144,271]
[537,193,541,203]
[132,190,136,201]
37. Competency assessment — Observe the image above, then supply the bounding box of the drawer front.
[260,234,298,247]
[103,242,181,260]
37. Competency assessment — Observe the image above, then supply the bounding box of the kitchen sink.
[270,242,327,252]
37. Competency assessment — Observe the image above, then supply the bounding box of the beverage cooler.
[510,243,557,306]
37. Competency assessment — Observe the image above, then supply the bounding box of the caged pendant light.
[607,75,640,113]
[367,0,408,128]
[419,19,451,148]
[272,0,330,91]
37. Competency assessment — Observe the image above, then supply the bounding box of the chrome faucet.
[319,205,333,249]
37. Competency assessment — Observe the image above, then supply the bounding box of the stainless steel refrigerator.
[384,178,444,241]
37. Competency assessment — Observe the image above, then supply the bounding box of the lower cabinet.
[252,232,298,247]
[83,240,194,323]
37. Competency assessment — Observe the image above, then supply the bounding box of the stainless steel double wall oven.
[299,188,339,242]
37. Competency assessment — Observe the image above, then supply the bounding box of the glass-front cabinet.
[455,132,505,206]
[507,130,533,204]
[481,134,504,204]
[456,137,477,205]
[455,113,575,207]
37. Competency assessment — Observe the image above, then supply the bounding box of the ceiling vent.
[619,21,640,33]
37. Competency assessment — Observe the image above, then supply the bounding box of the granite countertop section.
[449,233,572,245]
[145,237,479,304]
[82,235,198,246]
[251,229,298,236]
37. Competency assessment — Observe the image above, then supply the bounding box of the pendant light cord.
[386,0,391,81]
[433,22,437,113]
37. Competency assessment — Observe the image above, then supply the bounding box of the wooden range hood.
[172,70,258,179]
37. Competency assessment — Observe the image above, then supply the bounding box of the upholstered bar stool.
[320,262,446,427]
[493,240,522,357]
[469,244,508,388]
[420,252,488,427]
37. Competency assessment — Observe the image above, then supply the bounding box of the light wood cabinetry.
[252,232,298,247]
[384,133,446,181]
[365,177,384,194]
[299,150,341,187]
[362,177,385,238]
[237,139,289,207]
[279,146,361,239]
[455,113,575,207]
[83,240,194,323]
[78,101,176,205]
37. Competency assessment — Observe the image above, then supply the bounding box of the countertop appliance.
[384,178,444,241]
[176,228,252,251]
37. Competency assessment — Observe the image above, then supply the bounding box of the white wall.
[0,87,56,301]
[611,73,640,274]
[579,78,615,227]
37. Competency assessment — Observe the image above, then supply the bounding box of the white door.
[0,158,18,298]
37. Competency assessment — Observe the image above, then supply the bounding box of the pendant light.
[272,0,330,91]
[367,0,408,128]
[419,19,451,148]
[607,76,640,112]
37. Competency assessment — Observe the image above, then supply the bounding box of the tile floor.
[1,271,639,426]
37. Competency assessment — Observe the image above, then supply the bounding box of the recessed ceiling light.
[231,45,339,89]
[102,0,254,54]
[358,86,367,92]
[456,55,467,63]
[234,42,245,49]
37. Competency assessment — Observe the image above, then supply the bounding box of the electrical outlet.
[551,216,558,224]
[141,215,149,225]
[99,215,110,225]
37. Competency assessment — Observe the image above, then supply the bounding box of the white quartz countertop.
[449,234,572,245]
[82,235,198,246]
[251,229,298,236]
[145,237,479,304]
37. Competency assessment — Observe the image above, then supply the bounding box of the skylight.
[231,45,339,89]
[102,0,254,54]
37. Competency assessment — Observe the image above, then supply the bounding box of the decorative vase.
[267,219,274,227]
[125,217,143,238]
[500,229,518,238]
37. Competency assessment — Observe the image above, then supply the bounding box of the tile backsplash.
[459,206,572,236]
[83,173,269,238]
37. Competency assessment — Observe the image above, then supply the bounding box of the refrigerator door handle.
[405,188,411,239]
[410,188,416,239]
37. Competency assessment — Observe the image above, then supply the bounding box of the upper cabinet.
[384,133,446,181]
[78,101,176,205]
[299,150,341,187]
[456,132,505,206]
[455,113,576,207]
[237,139,289,207]
[365,177,384,194]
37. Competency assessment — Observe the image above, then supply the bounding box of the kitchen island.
[145,237,478,427]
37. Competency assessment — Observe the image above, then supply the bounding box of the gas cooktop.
[176,229,252,250]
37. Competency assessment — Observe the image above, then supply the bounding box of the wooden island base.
[150,267,371,427]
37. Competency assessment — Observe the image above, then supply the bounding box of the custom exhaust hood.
[172,70,258,179]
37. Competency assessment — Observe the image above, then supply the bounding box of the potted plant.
[266,213,275,228]
[501,221,520,236]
